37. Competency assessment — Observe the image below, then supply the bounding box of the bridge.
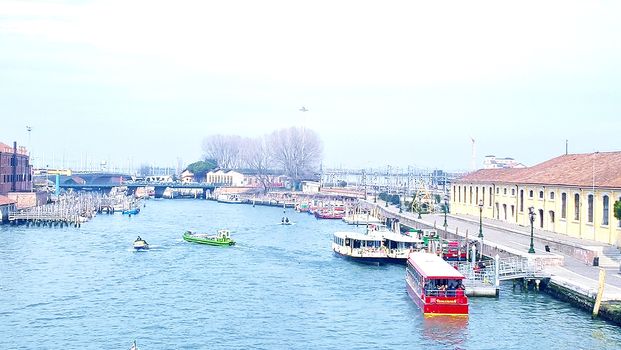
[57,182,218,198]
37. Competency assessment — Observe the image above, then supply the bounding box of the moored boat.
[332,227,423,264]
[332,230,386,264]
[342,213,383,225]
[216,194,243,204]
[314,207,345,219]
[405,252,468,316]
[122,208,140,215]
[183,229,235,246]
[133,236,149,250]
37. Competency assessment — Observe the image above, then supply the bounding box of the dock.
[8,193,137,227]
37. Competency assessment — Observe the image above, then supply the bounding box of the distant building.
[301,181,321,194]
[483,155,526,169]
[0,195,16,222]
[180,169,195,183]
[206,169,289,188]
[206,170,246,187]
[452,152,621,246]
[0,141,32,195]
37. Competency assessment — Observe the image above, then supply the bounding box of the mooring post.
[494,254,500,292]
[592,268,607,318]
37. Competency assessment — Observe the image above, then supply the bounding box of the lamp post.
[528,207,536,254]
[443,195,449,232]
[478,200,484,261]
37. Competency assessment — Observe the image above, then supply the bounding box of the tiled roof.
[459,152,621,188]
[0,195,16,206]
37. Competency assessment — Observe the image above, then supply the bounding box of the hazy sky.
[1,0,620,172]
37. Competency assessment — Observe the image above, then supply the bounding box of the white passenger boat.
[216,194,243,204]
[342,213,383,225]
[332,226,424,264]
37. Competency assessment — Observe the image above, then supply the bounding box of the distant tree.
[187,160,217,180]
[201,135,243,169]
[241,136,274,194]
[614,200,621,223]
[268,127,323,187]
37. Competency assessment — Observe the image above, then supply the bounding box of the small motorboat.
[133,236,149,250]
[281,217,292,225]
[129,340,138,350]
[123,208,140,215]
[183,229,235,246]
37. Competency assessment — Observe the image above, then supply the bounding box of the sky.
[1,0,620,173]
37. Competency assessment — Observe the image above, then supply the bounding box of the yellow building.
[451,152,621,246]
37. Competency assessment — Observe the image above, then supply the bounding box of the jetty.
[8,193,137,227]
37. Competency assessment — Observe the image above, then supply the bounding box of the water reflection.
[421,315,469,347]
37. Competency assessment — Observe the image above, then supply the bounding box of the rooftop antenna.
[565,139,568,155]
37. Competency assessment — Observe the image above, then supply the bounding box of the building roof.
[460,152,621,188]
[0,195,16,206]
[407,252,465,279]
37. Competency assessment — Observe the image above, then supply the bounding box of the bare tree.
[201,135,243,169]
[269,126,323,187]
[242,136,275,194]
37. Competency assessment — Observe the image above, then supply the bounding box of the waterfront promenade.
[367,200,621,303]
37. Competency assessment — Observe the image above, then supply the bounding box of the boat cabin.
[405,252,468,315]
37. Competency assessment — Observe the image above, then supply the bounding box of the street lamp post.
[443,196,449,233]
[528,207,536,254]
[478,200,484,261]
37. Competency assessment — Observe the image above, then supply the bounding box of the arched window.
[529,190,534,198]
[482,187,486,206]
[458,186,461,202]
[550,192,555,200]
[469,186,473,204]
[587,194,594,223]
[453,186,456,202]
[489,187,492,206]
[574,194,580,221]
[603,195,609,226]
[539,191,544,199]
[503,188,507,195]
[561,193,567,219]
[476,187,479,204]
[520,190,524,212]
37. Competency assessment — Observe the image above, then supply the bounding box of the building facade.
[451,152,621,246]
[0,142,32,195]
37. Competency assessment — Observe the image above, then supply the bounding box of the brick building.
[0,141,33,195]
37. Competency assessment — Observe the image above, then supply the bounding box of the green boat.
[183,229,235,246]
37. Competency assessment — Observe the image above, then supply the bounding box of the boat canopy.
[407,252,465,280]
[382,231,424,244]
[333,231,382,242]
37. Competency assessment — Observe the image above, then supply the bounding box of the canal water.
[1,199,621,349]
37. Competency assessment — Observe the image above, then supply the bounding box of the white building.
[483,155,526,169]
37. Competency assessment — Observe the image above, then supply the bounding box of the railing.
[451,257,549,286]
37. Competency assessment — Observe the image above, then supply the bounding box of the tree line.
[196,126,323,193]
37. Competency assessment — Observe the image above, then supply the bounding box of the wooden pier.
[8,193,137,227]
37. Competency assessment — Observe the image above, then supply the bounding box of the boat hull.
[333,250,385,265]
[406,279,468,316]
[183,233,235,246]
[122,209,140,215]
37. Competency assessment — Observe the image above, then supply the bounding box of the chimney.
[12,141,18,191]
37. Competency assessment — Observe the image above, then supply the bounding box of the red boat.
[442,240,468,261]
[314,207,345,219]
[405,252,468,316]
